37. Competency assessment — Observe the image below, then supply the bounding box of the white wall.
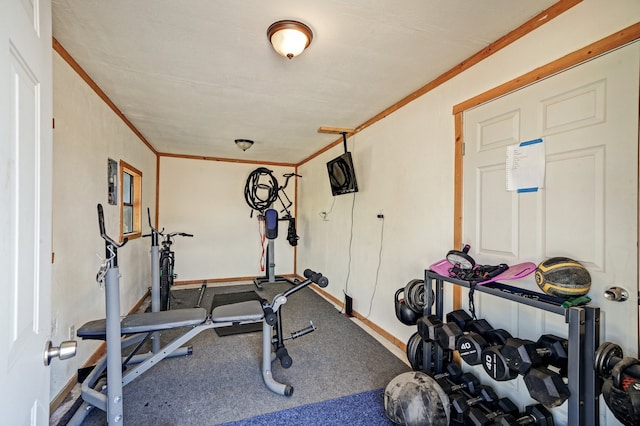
[51,51,157,399]
[158,157,296,281]
[297,0,640,346]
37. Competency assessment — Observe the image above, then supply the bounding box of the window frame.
[119,160,143,241]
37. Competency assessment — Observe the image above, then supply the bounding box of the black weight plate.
[406,332,424,371]
[404,279,424,313]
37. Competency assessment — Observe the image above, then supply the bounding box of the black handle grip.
[303,269,329,288]
[97,204,106,237]
[97,204,127,247]
[180,233,194,237]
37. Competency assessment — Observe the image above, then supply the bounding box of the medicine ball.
[384,371,450,426]
[534,257,591,298]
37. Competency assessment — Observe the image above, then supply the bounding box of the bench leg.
[261,320,293,396]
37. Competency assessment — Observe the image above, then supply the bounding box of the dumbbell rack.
[423,269,600,426]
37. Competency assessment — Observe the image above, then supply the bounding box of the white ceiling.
[51,0,558,164]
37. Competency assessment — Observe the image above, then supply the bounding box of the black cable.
[344,191,356,296]
[365,216,385,318]
[244,167,279,215]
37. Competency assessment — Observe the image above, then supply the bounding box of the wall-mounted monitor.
[326,151,358,196]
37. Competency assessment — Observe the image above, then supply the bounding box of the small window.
[119,160,142,240]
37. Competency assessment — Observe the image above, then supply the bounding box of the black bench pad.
[77,307,207,340]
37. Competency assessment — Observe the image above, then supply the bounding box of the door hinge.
[461,143,465,156]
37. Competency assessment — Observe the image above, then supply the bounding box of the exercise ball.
[384,371,450,426]
[535,257,591,298]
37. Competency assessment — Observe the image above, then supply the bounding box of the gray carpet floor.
[73,281,410,425]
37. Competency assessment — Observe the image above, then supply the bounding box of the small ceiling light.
[267,20,313,59]
[235,139,254,151]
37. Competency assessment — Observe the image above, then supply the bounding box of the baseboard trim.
[309,282,407,352]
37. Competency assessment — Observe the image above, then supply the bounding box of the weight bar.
[501,335,568,376]
[595,341,640,381]
[494,403,555,425]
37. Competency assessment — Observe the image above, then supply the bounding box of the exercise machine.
[244,168,301,288]
[68,204,328,425]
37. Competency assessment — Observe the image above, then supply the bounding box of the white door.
[462,42,639,425]
[0,0,53,424]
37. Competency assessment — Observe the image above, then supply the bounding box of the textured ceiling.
[52,0,559,164]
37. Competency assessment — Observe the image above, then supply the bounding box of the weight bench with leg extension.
[67,204,329,426]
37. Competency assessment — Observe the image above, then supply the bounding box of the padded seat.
[211,300,264,323]
[78,307,208,340]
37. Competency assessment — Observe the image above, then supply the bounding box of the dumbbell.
[523,366,570,407]
[494,404,555,425]
[466,398,521,426]
[482,344,519,381]
[501,335,568,376]
[417,314,444,341]
[457,328,512,366]
[437,372,481,395]
[450,385,499,422]
[435,310,494,350]
[432,362,463,382]
[446,309,494,336]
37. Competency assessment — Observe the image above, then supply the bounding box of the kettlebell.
[395,288,422,325]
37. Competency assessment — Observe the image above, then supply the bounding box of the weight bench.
[67,204,328,426]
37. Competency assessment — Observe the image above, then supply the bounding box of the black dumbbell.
[466,398,520,426]
[446,309,494,336]
[523,366,570,407]
[437,372,481,395]
[494,404,554,425]
[432,362,463,382]
[450,385,498,422]
[482,344,518,382]
[417,314,443,341]
[436,311,494,350]
[501,335,568,376]
[457,328,512,366]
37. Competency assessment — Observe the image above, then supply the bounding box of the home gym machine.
[68,204,328,426]
[244,167,301,288]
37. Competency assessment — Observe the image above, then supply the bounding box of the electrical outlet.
[69,325,75,340]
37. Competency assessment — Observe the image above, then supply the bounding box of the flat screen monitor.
[326,151,358,196]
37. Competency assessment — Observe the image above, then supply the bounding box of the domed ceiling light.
[267,20,313,59]
[235,139,254,151]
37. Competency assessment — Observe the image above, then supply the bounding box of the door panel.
[0,0,52,424]
[463,43,639,425]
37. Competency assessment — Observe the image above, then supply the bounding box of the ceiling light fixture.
[267,20,313,59]
[235,139,254,151]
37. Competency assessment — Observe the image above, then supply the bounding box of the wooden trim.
[52,37,158,156]
[296,0,580,167]
[158,151,296,168]
[119,160,143,241]
[453,112,464,309]
[453,22,640,114]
